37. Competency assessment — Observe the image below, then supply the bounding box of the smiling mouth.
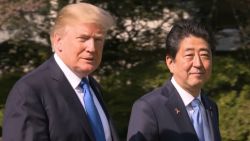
[190,71,205,75]
[191,73,204,75]
[191,71,204,73]
[192,69,204,73]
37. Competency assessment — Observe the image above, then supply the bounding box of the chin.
[75,66,96,75]
[189,78,204,85]
[192,81,204,88]
[83,67,96,73]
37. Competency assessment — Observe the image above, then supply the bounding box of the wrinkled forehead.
[178,36,211,53]
[63,22,105,37]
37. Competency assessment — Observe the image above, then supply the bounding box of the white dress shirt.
[54,54,112,141]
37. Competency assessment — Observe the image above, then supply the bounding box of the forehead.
[178,35,210,51]
[65,22,105,36]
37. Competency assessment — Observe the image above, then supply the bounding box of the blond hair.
[50,2,114,37]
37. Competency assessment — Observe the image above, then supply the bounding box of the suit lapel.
[201,94,218,141]
[88,77,109,118]
[48,57,95,141]
[164,80,199,141]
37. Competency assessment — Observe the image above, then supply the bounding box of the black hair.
[165,19,215,59]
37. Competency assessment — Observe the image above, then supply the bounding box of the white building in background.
[215,28,241,51]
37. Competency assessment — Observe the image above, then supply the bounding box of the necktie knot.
[80,78,91,97]
[191,98,201,109]
[80,78,88,88]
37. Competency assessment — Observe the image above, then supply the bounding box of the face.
[53,23,105,78]
[166,35,212,96]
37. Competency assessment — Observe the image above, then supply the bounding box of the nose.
[193,54,202,68]
[85,38,95,53]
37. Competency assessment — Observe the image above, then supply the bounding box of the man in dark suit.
[127,20,221,141]
[3,3,119,141]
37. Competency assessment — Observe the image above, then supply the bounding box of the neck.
[186,88,200,97]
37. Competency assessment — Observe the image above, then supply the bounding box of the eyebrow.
[79,32,104,38]
[184,47,210,52]
[94,33,104,38]
[199,48,210,52]
[184,48,194,52]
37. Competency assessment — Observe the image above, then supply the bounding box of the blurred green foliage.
[0,40,51,74]
[207,51,250,141]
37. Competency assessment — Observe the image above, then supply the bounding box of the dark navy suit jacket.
[127,79,221,141]
[3,56,119,141]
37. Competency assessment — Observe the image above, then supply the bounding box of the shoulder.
[8,57,56,97]
[17,58,52,85]
[134,80,174,109]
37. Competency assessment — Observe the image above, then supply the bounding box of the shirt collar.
[171,77,201,106]
[54,53,82,89]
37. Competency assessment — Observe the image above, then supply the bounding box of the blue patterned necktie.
[191,98,205,141]
[80,78,106,141]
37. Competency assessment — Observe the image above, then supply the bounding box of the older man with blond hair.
[3,3,119,141]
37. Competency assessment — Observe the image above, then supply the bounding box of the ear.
[166,56,175,74]
[51,33,63,52]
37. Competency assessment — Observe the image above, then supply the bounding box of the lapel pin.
[175,108,180,114]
